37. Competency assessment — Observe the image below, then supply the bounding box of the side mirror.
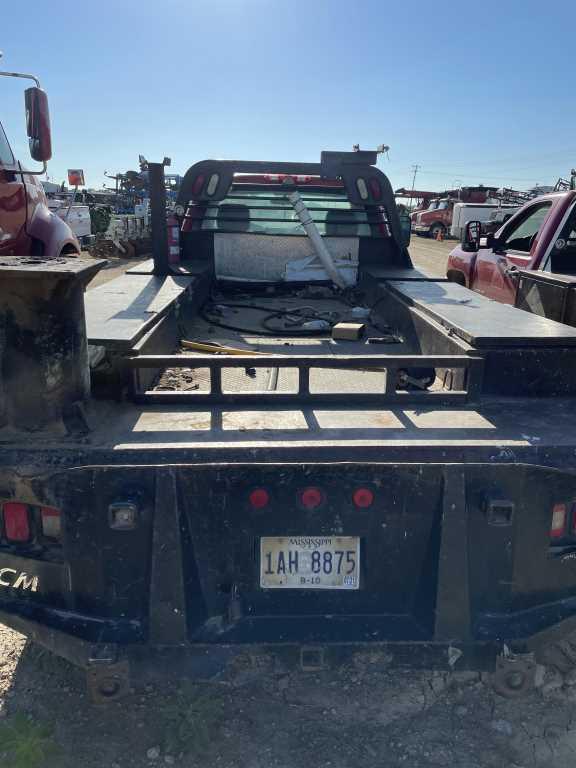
[461,220,482,252]
[479,232,498,250]
[24,87,52,162]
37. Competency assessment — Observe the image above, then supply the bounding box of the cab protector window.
[0,123,14,166]
[501,201,552,253]
[188,187,389,238]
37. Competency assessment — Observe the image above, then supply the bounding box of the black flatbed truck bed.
[2,152,576,702]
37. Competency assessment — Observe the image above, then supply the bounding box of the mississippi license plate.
[260,536,360,589]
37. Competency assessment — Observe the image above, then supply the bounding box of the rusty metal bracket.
[300,646,325,672]
[86,658,131,704]
[492,651,537,698]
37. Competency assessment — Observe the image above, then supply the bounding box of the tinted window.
[502,202,552,253]
[0,122,14,165]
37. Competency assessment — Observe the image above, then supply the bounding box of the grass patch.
[0,713,59,768]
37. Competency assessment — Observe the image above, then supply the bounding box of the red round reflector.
[353,488,374,508]
[249,489,269,509]
[301,487,324,510]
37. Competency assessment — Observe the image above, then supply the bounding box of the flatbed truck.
[2,87,576,702]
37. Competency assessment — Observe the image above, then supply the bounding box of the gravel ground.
[2,627,576,768]
[5,236,566,768]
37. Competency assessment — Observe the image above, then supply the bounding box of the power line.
[411,168,546,183]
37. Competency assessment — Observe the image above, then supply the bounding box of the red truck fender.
[447,244,475,286]
[26,194,80,257]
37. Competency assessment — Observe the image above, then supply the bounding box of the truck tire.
[429,223,446,240]
[447,270,466,287]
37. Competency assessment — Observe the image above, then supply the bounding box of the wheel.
[447,270,466,286]
[430,223,446,240]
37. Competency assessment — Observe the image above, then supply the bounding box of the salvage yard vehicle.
[447,190,576,325]
[412,186,499,239]
[5,134,576,704]
[449,202,518,241]
[0,64,79,257]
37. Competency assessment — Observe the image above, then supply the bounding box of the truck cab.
[412,198,452,239]
[447,191,576,304]
[0,68,79,257]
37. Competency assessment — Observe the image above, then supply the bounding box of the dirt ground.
[83,253,148,289]
[5,236,573,768]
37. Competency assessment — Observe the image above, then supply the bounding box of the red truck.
[0,67,79,257]
[447,190,576,308]
[412,186,500,239]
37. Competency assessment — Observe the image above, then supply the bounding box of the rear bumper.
[2,600,575,683]
[414,224,431,234]
[0,605,504,675]
[2,460,576,678]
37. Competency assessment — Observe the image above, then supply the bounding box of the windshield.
[0,121,14,166]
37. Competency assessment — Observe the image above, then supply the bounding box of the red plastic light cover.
[369,178,382,199]
[3,502,31,542]
[353,488,374,508]
[300,487,324,510]
[249,489,270,510]
[192,174,205,195]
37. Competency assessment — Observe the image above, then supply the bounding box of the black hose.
[199,307,331,337]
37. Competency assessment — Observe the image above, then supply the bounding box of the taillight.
[192,174,205,195]
[356,178,369,200]
[353,488,374,508]
[41,507,62,540]
[550,503,567,539]
[206,173,220,196]
[249,488,269,510]
[3,502,31,542]
[300,487,324,510]
[369,178,381,200]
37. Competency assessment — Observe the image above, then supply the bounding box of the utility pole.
[410,164,420,200]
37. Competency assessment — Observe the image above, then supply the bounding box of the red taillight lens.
[369,178,382,200]
[249,489,270,510]
[353,488,374,508]
[551,503,567,539]
[3,502,31,542]
[41,507,62,540]
[300,487,324,510]
[192,174,205,195]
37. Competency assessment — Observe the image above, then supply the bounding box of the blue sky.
[2,0,575,193]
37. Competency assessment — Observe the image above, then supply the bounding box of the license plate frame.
[260,536,360,590]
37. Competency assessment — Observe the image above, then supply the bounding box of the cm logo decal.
[0,568,39,592]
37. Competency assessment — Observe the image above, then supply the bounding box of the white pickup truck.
[450,202,518,240]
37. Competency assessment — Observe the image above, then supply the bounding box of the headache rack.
[129,353,485,406]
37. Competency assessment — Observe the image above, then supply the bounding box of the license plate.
[260,536,360,589]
